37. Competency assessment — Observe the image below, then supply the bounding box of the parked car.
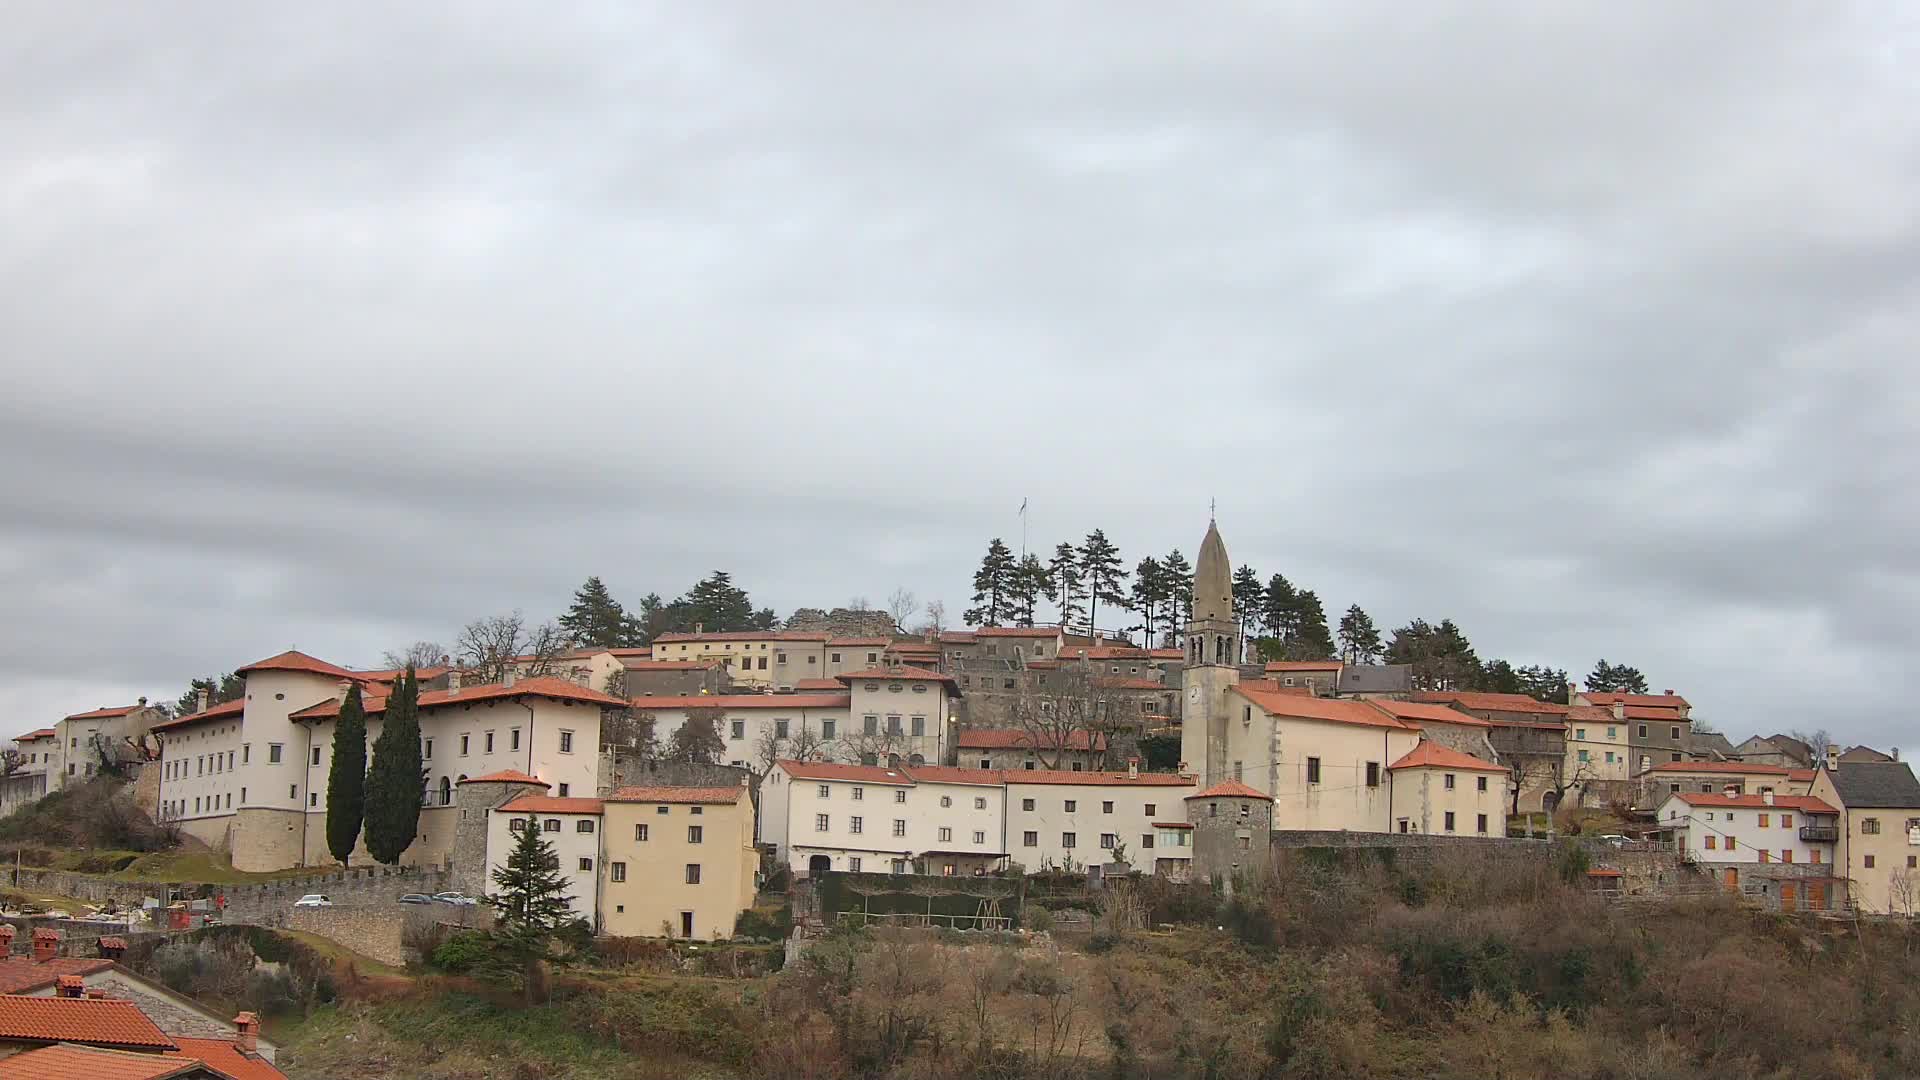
[398,893,433,905]
[1596,834,1631,847]
[432,891,479,907]
[293,895,332,908]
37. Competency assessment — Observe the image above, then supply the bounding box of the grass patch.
[273,929,410,980]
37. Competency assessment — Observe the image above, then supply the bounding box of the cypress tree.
[364,667,424,865]
[324,683,369,866]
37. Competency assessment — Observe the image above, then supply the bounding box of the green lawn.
[43,849,329,885]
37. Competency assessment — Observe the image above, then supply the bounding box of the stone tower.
[1179,519,1241,786]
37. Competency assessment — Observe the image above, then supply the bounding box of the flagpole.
[1019,498,1028,559]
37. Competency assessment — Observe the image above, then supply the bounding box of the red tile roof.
[651,631,829,643]
[827,637,892,647]
[625,693,851,711]
[346,666,450,683]
[605,786,747,805]
[0,995,176,1050]
[1413,690,1570,717]
[1060,646,1153,660]
[1263,661,1343,673]
[1562,704,1615,722]
[168,1037,288,1080]
[1670,792,1837,814]
[62,706,144,722]
[13,729,56,742]
[776,760,914,785]
[973,627,1061,638]
[1147,649,1184,660]
[1585,691,1690,709]
[1622,706,1684,721]
[1186,779,1272,801]
[1389,742,1507,773]
[1002,769,1194,787]
[900,766,1005,787]
[0,958,115,995]
[232,650,357,680]
[457,771,549,787]
[1232,686,1417,731]
[1648,761,1791,776]
[498,795,604,814]
[1787,769,1817,783]
[0,1044,217,1080]
[791,678,844,691]
[937,631,977,643]
[955,729,1105,752]
[148,699,246,733]
[1366,700,1493,728]
[289,676,627,721]
[834,666,956,685]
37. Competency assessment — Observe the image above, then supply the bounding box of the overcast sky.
[4,4,1916,749]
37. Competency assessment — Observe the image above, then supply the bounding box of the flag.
[1019,498,1027,515]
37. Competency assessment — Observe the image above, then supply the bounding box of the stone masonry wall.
[222,865,449,925]
[285,908,411,967]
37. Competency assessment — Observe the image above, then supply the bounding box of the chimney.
[1762,790,1775,806]
[1128,756,1140,780]
[1894,747,1901,762]
[1566,681,1578,701]
[1723,784,1740,799]
[447,668,462,696]
[233,1012,259,1055]
[1826,745,1840,771]
[33,928,59,963]
[1610,701,1625,721]
[196,688,210,714]
[695,622,704,635]
[96,936,126,962]
[502,669,517,689]
[440,653,451,668]
[1664,689,1674,697]
[0,924,16,954]
[84,988,109,999]
[55,975,84,998]
[137,696,147,707]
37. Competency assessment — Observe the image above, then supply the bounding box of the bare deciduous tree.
[752,721,830,780]
[887,588,918,633]
[847,596,872,612]
[911,600,947,637]
[455,611,570,685]
[1792,728,1833,764]
[382,640,448,671]
[839,721,915,767]
[0,749,25,778]
[1010,668,1132,770]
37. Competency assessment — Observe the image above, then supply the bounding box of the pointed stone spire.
[1192,520,1233,624]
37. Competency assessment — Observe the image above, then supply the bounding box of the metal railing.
[837,911,1013,931]
[1799,826,1839,843]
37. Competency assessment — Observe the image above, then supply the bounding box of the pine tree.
[1338,605,1383,665]
[325,683,369,866]
[1161,549,1193,641]
[1387,618,1482,692]
[1009,554,1048,627]
[363,668,424,865]
[485,818,585,1003]
[1287,589,1335,660]
[965,539,1017,627]
[174,673,244,717]
[664,572,764,633]
[1048,543,1083,628]
[1232,566,1265,638]
[1261,573,1298,644]
[1078,530,1127,637]
[1129,556,1167,645]
[668,709,726,763]
[558,576,643,648]
[1587,659,1649,694]
[1518,664,1571,704]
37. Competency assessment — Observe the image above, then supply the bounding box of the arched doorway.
[887,753,902,768]
[438,776,451,806]
[908,753,925,767]
[808,854,832,878]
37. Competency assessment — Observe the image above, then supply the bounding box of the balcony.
[1799,826,1839,843]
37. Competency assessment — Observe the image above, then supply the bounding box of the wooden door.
[1807,882,1825,911]
[1780,881,1797,911]
[1722,868,1738,892]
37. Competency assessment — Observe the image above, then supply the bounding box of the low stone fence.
[284,903,487,968]
[222,866,449,925]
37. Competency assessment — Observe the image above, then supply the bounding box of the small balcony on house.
[1798,825,1839,843]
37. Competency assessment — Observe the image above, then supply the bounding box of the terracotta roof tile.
[233,650,357,680]
[1186,780,1272,801]
[1584,691,1690,709]
[62,706,144,722]
[456,771,549,787]
[955,729,1105,752]
[498,795,604,814]
[605,786,748,805]
[605,786,747,805]
[168,1037,289,1080]
[899,765,1003,787]
[834,666,956,684]
[651,631,830,643]
[0,1044,216,1080]
[972,628,1061,638]
[0,995,176,1050]
[791,678,844,691]
[1262,661,1343,673]
[776,760,914,785]
[1648,761,1790,776]
[617,660,723,672]
[1413,690,1569,716]
[0,958,115,995]
[625,693,850,711]
[1232,686,1417,731]
[1002,769,1194,787]
[1621,705,1684,721]
[148,699,246,733]
[1389,742,1507,772]
[13,729,56,742]
[1366,700,1493,728]
[1670,792,1837,814]
[290,676,626,721]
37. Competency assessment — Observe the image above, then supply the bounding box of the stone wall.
[450,778,546,897]
[285,907,412,967]
[596,757,751,796]
[222,865,449,925]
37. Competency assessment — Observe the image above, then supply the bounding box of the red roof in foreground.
[168,1037,289,1080]
[233,649,358,680]
[13,729,56,742]
[624,693,851,711]
[1585,691,1690,709]
[1366,700,1493,728]
[776,760,915,785]
[1186,779,1272,801]
[148,698,247,733]
[1648,761,1790,776]
[0,1043,214,1080]
[835,666,956,685]
[0,995,176,1050]
[1002,769,1194,788]
[499,795,604,814]
[1413,691,1570,717]
[605,786,747,805]
[290,677,626,721]
[791,678,844,691]
[0,958,115,995]
[1390,742,1507,773]
[1233,686,1417,731]
[618,660,723,672]
[62,706,143,722]
[1670,792,1837,814]
[457,770,549,788]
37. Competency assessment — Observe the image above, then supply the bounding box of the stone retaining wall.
[285,908,412,967]
[223,866,449,925]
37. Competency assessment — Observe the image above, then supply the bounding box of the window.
[610,862,626,882]
[460,735,470,756]
[1575,728,1586,741]
[1862,818,1882,835]
[821,720,836,740]
[1476,814,1488,834]
[894,790,907,804]
[775,719,789,739]
[1782,814,1793,828]
[1780,849,1792,863]
[1724,836,1736,850]
[848,857,862,872]
[1444,811,1456,833]
[850,816,863,834]
[268,743,283,764]
[1101,833,1117,849]
[1671,726,1681,740]
[1909,856,1917,869]
[1810,850,1822,864]
[731,720,746,740]
[886,716,902,735]
[1705,836,1716,850]
[815,814,830,832]
[1607,726,1617,739]
[685,864,702,884]
[1142,834,1155,849]
[511,728,521,750]
[1144,803,1156,817]
[939,827,952,842]
[1444,774,1456,791]
[288,784,296,799]
[510,818,527,833]
[311,746,322,766]
[973,830,985,844]
[758,656,768,670]
[242,744,251,764]
[544,819,560,832]
[1062,832,1077,849]
[578,857,593,871]
[818,784,832,798]
[1023,831,1038,847]
[1758,813,1769,828]
[1638,725,1648,739]
[911,716,925,736]
[1365,762,1380,787]
[635,823,649,841]
[940,795,952,808]
[1306,757,1321,784]
[685,824,704,844]
[851,786,863,801]
[776,651,787,664]
[577,820,595,834]
[869,652,879,663]
[1063,799,1079,813]
[863,715,879,735]
[309,793,318,807]
[1103,801,1115,814]
[558,783,570,797]
[893,819,906,837]
[1577,749,1590,763]
[1476,776,1488,792]
[559,730,574,753]
[1864,854,1876,869]
[1022,798,1035,811]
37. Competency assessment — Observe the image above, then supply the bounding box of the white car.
[293,894,333,908]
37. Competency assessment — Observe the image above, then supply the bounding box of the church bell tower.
[1179,518,1241,786]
